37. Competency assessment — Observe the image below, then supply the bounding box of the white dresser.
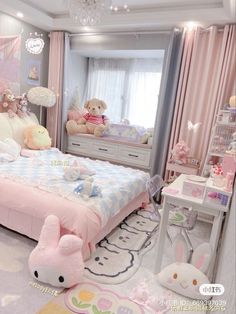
[67,134,152,170]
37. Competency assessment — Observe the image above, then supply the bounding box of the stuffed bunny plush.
[28,215,84,288]
[157,233,212,300]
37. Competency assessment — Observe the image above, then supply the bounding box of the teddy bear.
[66,98,109,137]
[0,89,18,118]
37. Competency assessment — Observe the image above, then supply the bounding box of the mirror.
[70,49,165,128]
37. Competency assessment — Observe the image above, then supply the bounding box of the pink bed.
[0,177,148,260]
[0,113,149,259]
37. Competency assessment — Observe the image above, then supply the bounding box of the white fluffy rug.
[85,208,159,284]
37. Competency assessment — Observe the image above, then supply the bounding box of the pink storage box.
[182,177,206,199]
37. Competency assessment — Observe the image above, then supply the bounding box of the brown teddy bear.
[66,98,109,137]
[0,89,18,118]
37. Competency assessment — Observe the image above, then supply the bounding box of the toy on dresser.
[170,140,190,165]
[66,98,109,137]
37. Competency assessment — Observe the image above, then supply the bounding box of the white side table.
[154,174,232,281]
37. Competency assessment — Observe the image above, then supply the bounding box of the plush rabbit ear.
[172,233,189,263]
[38,215,60,248]
[191,242,212,274]
[58,235,83,255]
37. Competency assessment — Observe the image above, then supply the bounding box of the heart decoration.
[25,38,45,54]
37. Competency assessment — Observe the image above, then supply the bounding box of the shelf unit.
[202,109,236,177]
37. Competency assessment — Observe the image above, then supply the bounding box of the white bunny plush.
[157,233,212,300]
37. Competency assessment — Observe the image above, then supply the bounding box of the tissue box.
[203,178,231,209]
[182,176,206,199]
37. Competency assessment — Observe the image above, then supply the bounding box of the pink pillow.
[68,108,87,121]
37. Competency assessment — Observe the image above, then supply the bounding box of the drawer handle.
[72,143,81,147]
[128,153,139,158]
[98,148,108,152]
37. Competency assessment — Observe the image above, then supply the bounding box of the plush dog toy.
[24,125,52,150]
[66,98,109,137]
[0,89,18,118]
[64,160,95,181]
[28,215,84,288]
[157,234,212,300]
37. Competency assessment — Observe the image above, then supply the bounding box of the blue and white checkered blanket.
[0,149,149,226]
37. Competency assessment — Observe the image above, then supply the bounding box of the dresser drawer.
[68,137,89,153]
[119,146,151,167]
[93,142,117,158]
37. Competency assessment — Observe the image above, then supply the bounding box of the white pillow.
[0,113,39,147]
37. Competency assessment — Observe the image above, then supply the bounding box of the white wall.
[0,12,49,123]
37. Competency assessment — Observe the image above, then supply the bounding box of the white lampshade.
[27,87,56,108]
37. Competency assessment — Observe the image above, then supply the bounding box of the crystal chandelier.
[68,0,112,26]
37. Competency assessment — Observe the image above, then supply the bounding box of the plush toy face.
[157,234,212,300]
[24,125,52,150]
[157,262,210,300]
[84,98,107,116]
[3,90,15,103]
[29,215,84,288]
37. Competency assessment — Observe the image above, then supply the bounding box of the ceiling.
[1,0,235,33]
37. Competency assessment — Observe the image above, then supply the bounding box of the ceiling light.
[17,12,24,18]
[68,0,112,26]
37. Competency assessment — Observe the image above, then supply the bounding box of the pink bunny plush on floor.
[157,233,212,300]
[28,215,84,288]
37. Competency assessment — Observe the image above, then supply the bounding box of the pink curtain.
[0,36,21,95]
[47,32,64,148]
[166,24,236,177]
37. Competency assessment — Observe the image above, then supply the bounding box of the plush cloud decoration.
[157,233,212,300]
[27,87,56,108]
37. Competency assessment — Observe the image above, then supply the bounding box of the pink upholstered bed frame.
[0,177,148,259]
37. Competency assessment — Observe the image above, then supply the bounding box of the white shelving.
[202,109,236,176]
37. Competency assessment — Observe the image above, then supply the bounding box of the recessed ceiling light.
[17,12,24,18]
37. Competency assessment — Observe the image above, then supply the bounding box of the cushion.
[68,108,87,121]
[0,113,39,147]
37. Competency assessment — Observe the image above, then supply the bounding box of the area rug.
[38,282,145,314]
[84,208,159,284]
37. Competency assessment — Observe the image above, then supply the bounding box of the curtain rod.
[68,30,173,37]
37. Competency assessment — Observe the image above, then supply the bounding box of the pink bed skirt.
[0,177,148,259]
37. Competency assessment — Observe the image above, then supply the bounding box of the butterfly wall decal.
[187,120,201,133]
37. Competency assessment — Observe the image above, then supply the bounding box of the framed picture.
[26,60,41,86]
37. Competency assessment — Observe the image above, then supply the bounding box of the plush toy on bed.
[157,234,212,300]
[66,98,109,137]
[74,177,101,198]
[0,89,18,118]
[24,125,52,150]
[29,215,84,288]
[64,160,95,181]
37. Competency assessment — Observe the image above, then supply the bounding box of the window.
[86,57,164,128]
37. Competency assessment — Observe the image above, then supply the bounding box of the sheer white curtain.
[86,57,163,127]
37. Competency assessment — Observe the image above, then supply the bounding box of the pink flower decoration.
[97,298,112,310]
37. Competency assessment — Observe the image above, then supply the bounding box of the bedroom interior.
[0,0,235,313]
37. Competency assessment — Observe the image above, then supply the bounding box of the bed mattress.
[0,149,149,257]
